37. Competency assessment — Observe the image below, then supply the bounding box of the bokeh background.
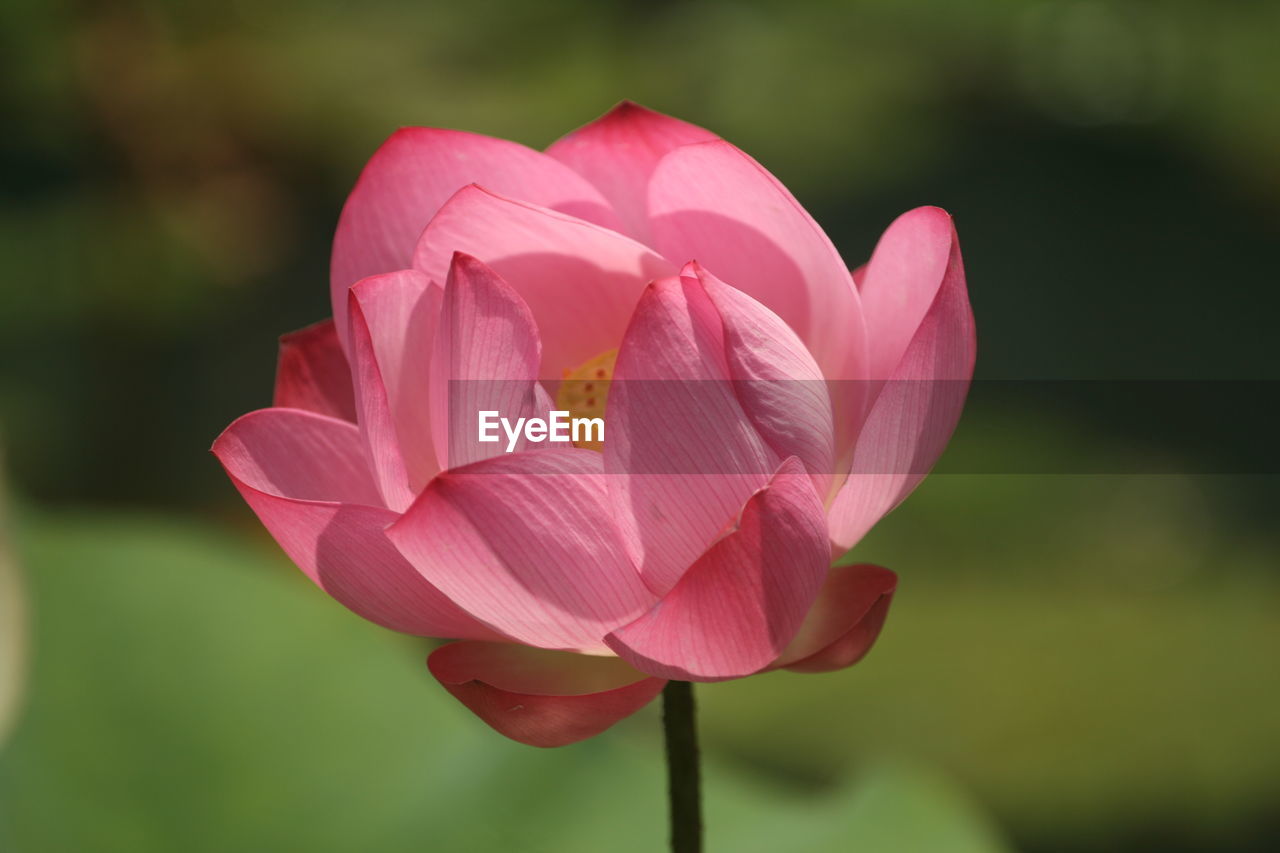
[2,1,1278,851]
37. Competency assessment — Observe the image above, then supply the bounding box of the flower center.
[554,349,617,451]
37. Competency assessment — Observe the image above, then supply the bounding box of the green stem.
[662,681,702,853]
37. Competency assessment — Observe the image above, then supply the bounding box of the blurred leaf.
[706,474,1280,845]
[0,511,1010,853]
[700,758,1013,853]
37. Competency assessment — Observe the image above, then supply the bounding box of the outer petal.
[213,408,381,506]
[858,207,961,386]
[605,275,778,594]
[828,209,975,549]
[850,263,867,290]
[647,139,869,449]
[330,128,622,349]
[429,253,547,470]
[605,458,829,681]
[428,641,665,748]
[412,185,673,376]
[387,450,657,652]
[273,319,357,422]
[772,563,897,672]
[212,409,499,639]
[347,270,441,512]
[685,262,835,496]
[546,101,717,245]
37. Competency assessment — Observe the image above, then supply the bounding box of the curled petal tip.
[775,563,898,673]
[429,642,666,747]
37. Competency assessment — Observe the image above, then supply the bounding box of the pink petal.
[386,450,657,651]
[546,101,717,244]
[647,139,869,447]
[850,263,867,290]
[828,208,976,549]
[412,185,673,377]
[273,319,357,422]
[213,408,381,506]
[605,275,778,594]
[213,409,498,639]
[429,253,547,470]
[428,641,666,747]
[773,563,897,673]
[605,458,830,681]
[858,207,960,385]
[347,270,441,512]
[330,128,622,350]
[685,262,835,498]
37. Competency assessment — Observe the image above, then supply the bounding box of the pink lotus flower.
[214,103,974,748]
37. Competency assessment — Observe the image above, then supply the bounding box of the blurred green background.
[1,1,1278,851]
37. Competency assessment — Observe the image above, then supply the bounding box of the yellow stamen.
[555,349,617,451]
